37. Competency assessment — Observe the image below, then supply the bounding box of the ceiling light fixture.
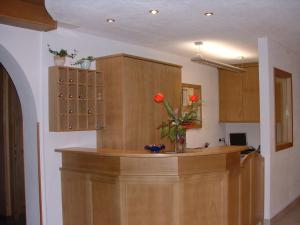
[106,18,115,23]
[191,42,246,72]
[149,9,159,15]
[204,12,214,16]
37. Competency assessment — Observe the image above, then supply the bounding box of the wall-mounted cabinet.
[49,66,105,131]
[219,63,260,123]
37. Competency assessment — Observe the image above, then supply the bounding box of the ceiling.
[46,0,300,63]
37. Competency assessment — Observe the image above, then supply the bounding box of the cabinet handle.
[69,110,73,114]
[69,79,73,83]
[69,124,73,129]
[88,109,92,114]
[69,95,73,98]
[59,78,64,83]
[58,93,64,98]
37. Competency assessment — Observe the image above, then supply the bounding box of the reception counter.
[57,146,264,225]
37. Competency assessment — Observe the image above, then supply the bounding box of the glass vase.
[175,132,186,153]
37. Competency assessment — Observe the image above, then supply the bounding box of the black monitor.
[230,133,247,146]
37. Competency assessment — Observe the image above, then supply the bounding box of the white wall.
[259,37,300,219]
[39,28,224,225]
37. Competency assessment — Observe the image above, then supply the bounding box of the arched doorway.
[0,64,26,224]
[0,45,41,225]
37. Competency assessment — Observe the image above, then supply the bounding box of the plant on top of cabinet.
[48,44,77,66]
[72,56,95,69]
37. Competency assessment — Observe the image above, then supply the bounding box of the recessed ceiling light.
[149,9,159,15]
[204,12,214,16]
[106,18,115,23]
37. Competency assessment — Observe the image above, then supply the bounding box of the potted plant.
[72,56,95,69]
[153,92,200,153]
[48,44,77,66]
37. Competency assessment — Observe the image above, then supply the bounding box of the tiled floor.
[273,201,300,225]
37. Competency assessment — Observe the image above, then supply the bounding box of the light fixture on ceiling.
[191,42,246,72]
[106,18,115,23]
[149,9,159,15]
[204,12,214,16]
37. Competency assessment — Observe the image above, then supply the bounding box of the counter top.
[56,145,247,158]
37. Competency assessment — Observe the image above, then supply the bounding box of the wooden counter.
[57,146,264,225]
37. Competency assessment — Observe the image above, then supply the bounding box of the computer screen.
[230,133,247,146]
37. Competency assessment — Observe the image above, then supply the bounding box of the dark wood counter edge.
[55,146,247,158]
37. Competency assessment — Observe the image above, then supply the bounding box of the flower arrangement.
[153,92,200,152]
[47,44,77,58]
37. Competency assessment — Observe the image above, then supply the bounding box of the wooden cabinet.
[96,54,181,151]
[219,63,260,122]
[49,66,105,131]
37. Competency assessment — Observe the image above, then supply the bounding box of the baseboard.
[269,195,300,224]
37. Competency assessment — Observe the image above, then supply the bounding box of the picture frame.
[181,83,202,128]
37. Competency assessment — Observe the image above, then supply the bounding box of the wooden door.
[219,69,243,122]
[0,64,26,221]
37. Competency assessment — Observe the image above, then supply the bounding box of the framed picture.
[181,83,202,128]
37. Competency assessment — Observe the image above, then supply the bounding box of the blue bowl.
[144,144,165,153]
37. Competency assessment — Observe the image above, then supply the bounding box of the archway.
[0,45,41,225]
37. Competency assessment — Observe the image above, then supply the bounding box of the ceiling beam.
[0,0,57,31]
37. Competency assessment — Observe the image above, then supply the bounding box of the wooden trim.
[36,123,43,225]
[96,53,182,68]
[0,0,57,31]
[270,195,300,224]
[274,68,293,152]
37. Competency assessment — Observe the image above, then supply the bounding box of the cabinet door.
[242,66,260,122]
[219,69,243,122]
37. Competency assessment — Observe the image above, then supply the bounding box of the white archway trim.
[0,44,40,225]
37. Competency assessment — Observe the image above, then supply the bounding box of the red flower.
[189,95,199,102]
[154,93,164,103]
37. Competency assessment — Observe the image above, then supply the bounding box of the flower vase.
[175,132,186,153]
[54,55,66,66]
[80,59,91,69]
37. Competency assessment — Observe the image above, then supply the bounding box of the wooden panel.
[97,57,124,149]
[61,153,120,175]
[180,172,228,225]
[123,57,157,150]
[219,69,243,122]
[124,182,176,225]
[91,178,120,225]
[239,153,264,225]
[0,0,57,31]
[120,157,178,175]
[61,171,90,225]
[242,65,260,122]
[178,154,226,174]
